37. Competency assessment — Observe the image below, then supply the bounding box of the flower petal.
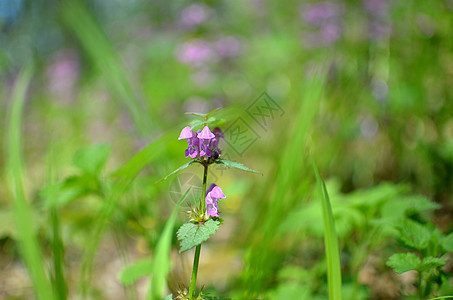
[197,126,215,139]
[178,126,193,140]
[210,186,226,199]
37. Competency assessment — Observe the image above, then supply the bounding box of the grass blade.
[147,188,191,300]
[6,66,55,300]
[46,149,67,300]
[240,72,324,296]
[60,0,151,134]
[311,156,342,300]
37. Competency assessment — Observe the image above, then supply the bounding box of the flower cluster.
[178,125,223,160]
[205,184,226,217]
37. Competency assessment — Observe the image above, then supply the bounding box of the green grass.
[311,156,342,300]
[147,188,191,300]
[80,138,166,296]
[6,65,55,300]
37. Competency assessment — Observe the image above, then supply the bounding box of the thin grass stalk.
[311,156,342,300]
[6,66,55,300]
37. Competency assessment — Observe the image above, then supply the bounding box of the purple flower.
[198,126,215,139]
[178,125,223,159]
[363,0,391,40]
[179,4,211,29]
[205,184,226,217]
[178,126,193,139]
[214,36,241,58]
[176,39,215,67]
[299,1,344,46]
[301,2,342,26]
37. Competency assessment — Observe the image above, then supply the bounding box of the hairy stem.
[189,164,208,299]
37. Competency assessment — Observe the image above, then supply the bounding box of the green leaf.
[396,219,431,250]
[442,233,453,252]
[419,257,445,272]
[73,144,111,175]
[185,107,222,119]
[405,195,441,212]
[311,157,342,300]
[186,112,208,117]
[188,119,204,130]
[162,294,173,300]
[214,159,261,174]
[387,253,420,274]
[156,161,196,183]
[187,117,226,132]
[119,259,153,286]
[177,219,221,253]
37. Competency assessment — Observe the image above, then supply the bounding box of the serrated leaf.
[119,259,153,286]
[73,144,111,175]
[214,159,261,174]
[156,161,195,183]
[405,196,441,212]
[419,257,445,272]
[387,253,420,274]
[396,219,431,250]
[177,219,221,252]
[442,233,453,252]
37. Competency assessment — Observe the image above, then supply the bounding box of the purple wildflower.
[214,36,241,58]
[178,126,193,139]
[300,1,344,47]
[176,39,215,67]
[178,125,223,160]
[363,0,391,40]
[179,3,211,29]
[205,184,226,217]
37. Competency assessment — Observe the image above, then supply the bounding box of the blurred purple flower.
[176,39,215,66]
[179,3,211,29]
[363,0,391,40]
[214,36,241,58]
[205,184,226,217]
[363,0,389,18]
[301,1,342,26]
[47,51,79,101]
[321,23,342,44]
[300,1,344,46]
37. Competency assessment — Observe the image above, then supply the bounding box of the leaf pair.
[157,158,261,184]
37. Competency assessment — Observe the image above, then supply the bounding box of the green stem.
[189,244,201,299]
[201,165,208,213]
[189,164,208,299]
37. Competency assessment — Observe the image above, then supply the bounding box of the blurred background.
[0,0,452,299]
